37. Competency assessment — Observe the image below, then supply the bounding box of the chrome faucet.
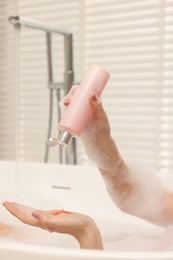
[9,15,77,165]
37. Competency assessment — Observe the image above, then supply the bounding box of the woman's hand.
[63,85,111,138]
[63,85,123,172]
[3,201,103,250]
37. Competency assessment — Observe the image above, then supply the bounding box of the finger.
[3,201,18,217]
[3,201,41,227]
[63,97,71,106]
[32,210,74,233]
[32,211,60,233]
[63,85,79,106]
[89,94,106,118]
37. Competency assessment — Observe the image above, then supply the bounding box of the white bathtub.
[0,160,173,260]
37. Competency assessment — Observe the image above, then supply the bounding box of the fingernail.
[91,94,97,102]
[32,211,40,220]
[64,97,70,105]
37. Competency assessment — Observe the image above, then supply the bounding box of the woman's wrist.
[96,136,123,173]
[75,218,103,250]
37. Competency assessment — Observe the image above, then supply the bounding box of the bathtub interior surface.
[0,161,173,259]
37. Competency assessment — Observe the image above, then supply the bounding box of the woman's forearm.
[80,96,173,227]
[82,132,171,227]
[99,148,170,227]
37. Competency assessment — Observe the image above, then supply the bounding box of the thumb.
[32,211,54,232]
[89,94,105,118]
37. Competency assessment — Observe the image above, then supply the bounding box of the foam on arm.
[100,160,172,227]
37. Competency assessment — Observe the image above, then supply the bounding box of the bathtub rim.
[1,241,173,260]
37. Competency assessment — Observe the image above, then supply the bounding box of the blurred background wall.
[0,0,173,174]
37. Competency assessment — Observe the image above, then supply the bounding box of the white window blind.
[16,0,83,163]
[0,0,173,174]
[161,0,173,173]
[0,0,16,160]
[84,0,173,173]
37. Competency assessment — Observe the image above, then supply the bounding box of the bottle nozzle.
[46,137,58,147]
[57,130,72,145]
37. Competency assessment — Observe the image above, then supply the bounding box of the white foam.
[116,161,167,227]
[105,225,173,252]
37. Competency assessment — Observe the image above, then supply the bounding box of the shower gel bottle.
[58,65,110,145]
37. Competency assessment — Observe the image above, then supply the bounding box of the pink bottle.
[58,65,110,145]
